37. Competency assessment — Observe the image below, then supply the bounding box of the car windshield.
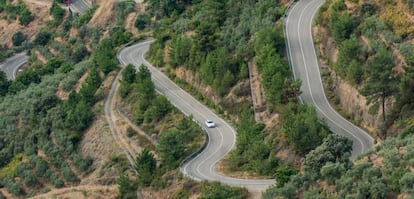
[207,120,213,123]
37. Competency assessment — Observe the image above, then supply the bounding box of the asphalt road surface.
[285,0,374,159]
[0,52,28,80]
[69,0,91,15]
[117,41,275,191]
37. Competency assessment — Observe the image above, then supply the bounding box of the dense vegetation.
[316,0,414,136]
[144,0,331,179]
[117,63,249,198]
[260,0,414,197]
[0,1,134,196]
[264,133,414,198]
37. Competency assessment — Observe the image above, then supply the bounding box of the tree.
[50,1,65,22]
[400,172,414,193]
[93,39,117,74]
[65,100,93,131]
[122,64,137,84]
[134,148,157,186]
[199,181,249,199]
[12,31,26,46]
[34,31,52,46]
[275,165,297,188]
[360,46,398,125]
[157,130,186,169]
[135,14,150,30]
[117,173,135,199]
[301,134,352,178]
[0,71,9,96]
[282,105,330,154]
[19,8,32,25]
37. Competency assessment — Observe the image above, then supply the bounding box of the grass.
[0,153,24,179]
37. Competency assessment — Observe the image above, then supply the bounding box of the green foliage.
[65,100,93,131]
[254,43,290,107]
[168,35,192,67]
[50,1,66,23]
[119,64,136,98]
[34,31,52,46]
[2,177,25,196]
[157,130,186,169]
[264,134,352,198]
[274,165,297,188]
[72,5,97,28]
[145,0,193,18]
[328,7,354,43]
[110,27,133,47]
[71,45,90,63]
[135,14,150,30]
[199,181,248,199]
[301,134,352,178]
[282,105,330,154]
[93,38,117,74]
[360,46,398,123]
[0,71,10,96]
[70,153,93,172]
[335,37,365,84]
[114,0,136,25]
[134,148,157,186]
[18,6,32,25]
[134,65,156,124]
[12,31,27,47]
[117,173,135,199]
[400,172,414,193]
[228,107,279,176]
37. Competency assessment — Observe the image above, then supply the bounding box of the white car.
[205,120,216,128]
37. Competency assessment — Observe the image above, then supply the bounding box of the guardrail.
[178,117,210,181]
[283,0,304,104]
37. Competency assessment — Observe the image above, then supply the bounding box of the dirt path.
[117,110,158,145]
[248,61,267,122]
[29,185,117,199]
[104,70,141,165]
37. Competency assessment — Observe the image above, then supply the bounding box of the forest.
[262,0,414,197]
[2,0,414,198]
[143,0,331,180]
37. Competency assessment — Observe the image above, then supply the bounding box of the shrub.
[34,31,52,46]
[199,181,249,199]
[12,31,27,46]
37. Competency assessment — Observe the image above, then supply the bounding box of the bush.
[12,31,27,46]
[34,31,52,46]
[199,181,249,199]
[135,14,150,30]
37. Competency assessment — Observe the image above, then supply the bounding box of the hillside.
[3,0,414,198]
[263,0,414,198]
[314,0,414,138]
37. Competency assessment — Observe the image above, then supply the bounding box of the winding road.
[69,0,91,15]
[0,52,27,80]
[285,0,374,159]
[117,41,275,191]
[116,0,375,191]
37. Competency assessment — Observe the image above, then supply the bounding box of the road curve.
[0,52,28,80]
[285,0,374,159]
[117,41,275,190]
[69,0,91,15]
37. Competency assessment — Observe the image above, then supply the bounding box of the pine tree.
[134,148,156,186]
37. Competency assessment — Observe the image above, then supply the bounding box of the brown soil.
[0,0,52,48]
[88,0,116,27]
[313,25,383,135]
[34,50,48,64]
[248,61,267,122]
[215,157,272,180]
[29,185,118,199]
